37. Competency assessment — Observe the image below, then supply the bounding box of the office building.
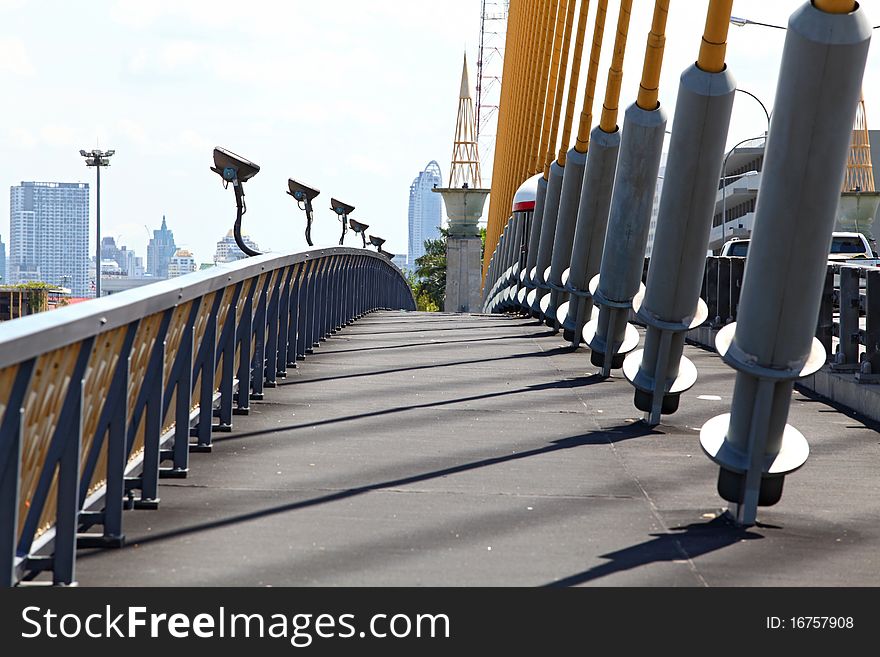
[168,248,197,278]
[213,229,259,265]
[9,181,89,295]
[146,216,177,279]
[407,161,443,269]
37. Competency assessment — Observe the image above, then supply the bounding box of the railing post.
[134,311,171,510]
[213,281,244,430]
[0,360,34,587]
[816,266,835,358]
[163,300,200,477]
[834,265,861,370]
[288,264,303,365]
[250,274,271,401]
[77,322,137,549]
[857,268,880,382]
[275,266,295,379]
[236,281,256,413]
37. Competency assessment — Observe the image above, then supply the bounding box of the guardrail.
[699,257,880,381]
[0,247,415,586]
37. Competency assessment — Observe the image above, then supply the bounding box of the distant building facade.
[391,254,408,272]
[101,236,144,277]
[168,248,197,278]
[0,233,6,284]
[213,230,259,265]
[407,161,443,269]
[146,216,177,279]
[646,155,666,258]
[9,181,90,295]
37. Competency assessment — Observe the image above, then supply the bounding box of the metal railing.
[0,247,414,586]
[700,257,880,380]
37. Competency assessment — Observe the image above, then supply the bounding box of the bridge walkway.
[73,312,880,586]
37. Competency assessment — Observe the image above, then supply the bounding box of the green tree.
[406,226,486,312]
[409,228,448,312]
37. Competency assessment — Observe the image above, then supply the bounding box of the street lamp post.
[80,148,114,298]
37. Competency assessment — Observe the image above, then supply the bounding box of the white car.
[720,231,878,262]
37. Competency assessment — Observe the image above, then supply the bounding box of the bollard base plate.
[700,413,810,477]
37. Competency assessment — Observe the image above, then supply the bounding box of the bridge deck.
[74,312,880,586]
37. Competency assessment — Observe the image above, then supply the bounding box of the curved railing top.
[0,247,410,370]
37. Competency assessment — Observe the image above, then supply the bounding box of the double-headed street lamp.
[80,148,114,298]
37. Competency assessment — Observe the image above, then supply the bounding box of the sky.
[1,0,879,265]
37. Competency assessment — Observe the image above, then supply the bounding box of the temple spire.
[448,52,482,188]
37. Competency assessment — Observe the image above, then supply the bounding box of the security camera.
[369,235,386,249]
[330,198,355,245]
[211,146,261,257]
[211,147,260,183]
[287,178,320,247]
[348,218,370,248]
[330,198,355,217]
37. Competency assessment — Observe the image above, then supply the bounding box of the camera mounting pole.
[330,198,356,246]
[287,179,321,247]
[212,147,262,257]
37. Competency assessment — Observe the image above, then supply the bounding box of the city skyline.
[2,2,880,268]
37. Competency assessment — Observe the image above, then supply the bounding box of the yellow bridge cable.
[598,0,633,133]
[574,0,608,153]
[513,0,547,190]
[483,0,524,276]
[528,0,560,181]
[636,0,669,111]
[542,0,578,178]
[814,0,856,14]
[557,0,592,166]
[535,0,569,174]
[697,0,733,73]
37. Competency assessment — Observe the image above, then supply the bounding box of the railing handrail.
[0,247,407,370]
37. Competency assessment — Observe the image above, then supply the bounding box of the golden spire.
[844,94,875,192]
[448,53,482,188]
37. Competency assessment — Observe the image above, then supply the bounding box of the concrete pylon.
[435,187,490,312]
[701,1,872,526]
[562,128,620,344]
[436,52,489,314]
[585,102,667,377]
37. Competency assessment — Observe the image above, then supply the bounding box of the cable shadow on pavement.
[544,514,763,587]
[77,424,659,557]
[222,375,615,443]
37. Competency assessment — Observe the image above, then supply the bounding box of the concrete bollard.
[523,176,549,317]
[530,162,566,324]
[584,103,667,376]
[700,1,871,526]
[625,61,735,425]
[545,148,589,333]
[562,128,620,345]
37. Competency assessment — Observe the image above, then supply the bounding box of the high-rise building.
[213,229,259,265]
[146,215,177,279]
[407,161,443,269]
[168,249,197,278]
[101,236,144,277]
[646,154,667,258]
[9,181,89,295]
[0,233,6,284]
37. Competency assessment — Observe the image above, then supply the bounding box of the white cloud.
[8,126,36,148]
[117,118,150,146]
[39,124,78,147]
[0,37,35,75]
